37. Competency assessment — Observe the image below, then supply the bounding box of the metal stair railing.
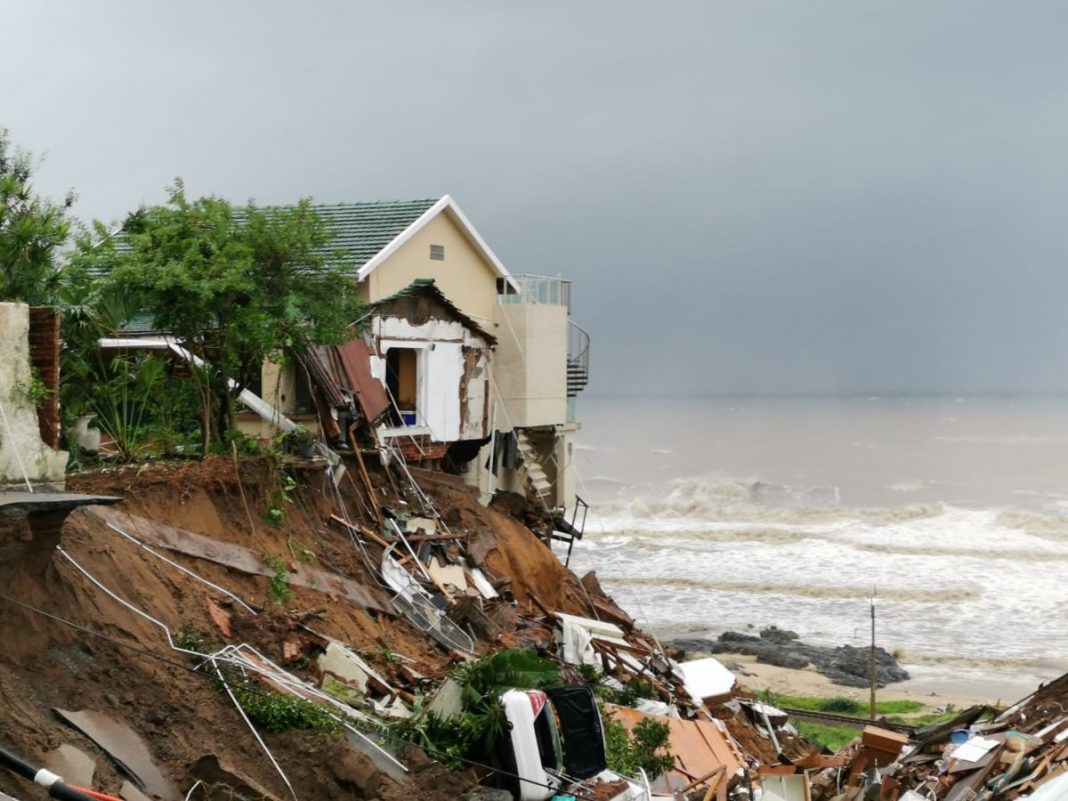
[567,320,590,396]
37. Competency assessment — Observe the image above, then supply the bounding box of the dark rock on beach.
[670,625,910,688]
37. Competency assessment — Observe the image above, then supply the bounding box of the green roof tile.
[310,198,439,267]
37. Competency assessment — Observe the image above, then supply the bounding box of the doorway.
[385,347,418,425]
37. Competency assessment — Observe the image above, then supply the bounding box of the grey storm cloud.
[5,0,1068,395]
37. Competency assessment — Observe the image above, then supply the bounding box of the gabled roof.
[323,195,513,287]
[311,198,438,267]
[371,278,497,345]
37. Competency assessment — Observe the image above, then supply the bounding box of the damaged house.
[95,195,590,526]
[297,278,496,464]
[240,196,591,517]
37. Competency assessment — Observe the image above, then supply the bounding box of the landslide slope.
[0,456,603,800]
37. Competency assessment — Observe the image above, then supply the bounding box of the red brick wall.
[28,306,61,450]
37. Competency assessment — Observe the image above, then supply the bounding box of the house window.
[430,244,445,261]
[293,365,315,414]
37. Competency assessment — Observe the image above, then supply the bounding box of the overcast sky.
[5,1,1068,396]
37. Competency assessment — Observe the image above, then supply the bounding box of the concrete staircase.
[515,430,552,502]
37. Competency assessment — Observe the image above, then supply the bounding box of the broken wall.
[370,314,491,443]
[0,303,67,488]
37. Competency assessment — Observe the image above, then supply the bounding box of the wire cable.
[0,587,598,799]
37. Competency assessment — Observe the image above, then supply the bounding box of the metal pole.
[870,593,877,721]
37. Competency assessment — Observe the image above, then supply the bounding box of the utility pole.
[869,591,877,721]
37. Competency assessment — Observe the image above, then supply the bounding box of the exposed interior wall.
[0,303,67,487]
[387,348,418,411]
[492,303,567,428]
[371,314,491,444]
[460,347,489,440]
[364,213,500,324]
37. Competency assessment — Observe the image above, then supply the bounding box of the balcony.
[493,274,589,427]
[497,274,572,311]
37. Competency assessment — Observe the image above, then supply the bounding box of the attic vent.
[430,244,445,261]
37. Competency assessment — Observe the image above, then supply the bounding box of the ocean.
[566,395,1068,697]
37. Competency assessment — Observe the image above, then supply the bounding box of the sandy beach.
[714,652,1037,710]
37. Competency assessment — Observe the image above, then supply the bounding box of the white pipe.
[105,521,258,615]
[211,658,298,801]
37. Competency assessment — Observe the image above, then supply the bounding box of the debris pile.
[3,449,1063,801]
[799,674,1068,801]
[0,450,803,801]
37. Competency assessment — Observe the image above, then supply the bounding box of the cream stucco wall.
[364,212,500,325]
[235,359,301,440]
[492,303,567,428]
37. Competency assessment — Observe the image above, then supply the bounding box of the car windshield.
[532,700,563,771]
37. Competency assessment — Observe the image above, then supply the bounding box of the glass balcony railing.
[497,274,572,312]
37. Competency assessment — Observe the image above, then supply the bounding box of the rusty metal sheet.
[335,338,390,422]
[53,708,178,800]
[87,507,394,615]
[302,347,347,409]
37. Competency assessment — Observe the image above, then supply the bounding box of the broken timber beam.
[329,514,391,549]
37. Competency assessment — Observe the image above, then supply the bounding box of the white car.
[498,686,606,801]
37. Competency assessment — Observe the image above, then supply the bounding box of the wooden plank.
[91,508,394,615]
[350,428,383,526]
[404,532,466,543]
[329,514,390,549]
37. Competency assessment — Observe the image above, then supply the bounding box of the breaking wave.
[596,477,946,528]
[899,653,1068,672]
[995,510,1068,541]
[599,577,981,604]
[850,542,1068,562]
[595,528,813,548]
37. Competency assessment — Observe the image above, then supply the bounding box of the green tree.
[0,129,75,304]
[102,181,361,451]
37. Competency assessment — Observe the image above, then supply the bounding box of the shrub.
[603,705,675,779]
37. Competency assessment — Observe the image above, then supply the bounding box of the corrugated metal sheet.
[335,338,391,423]
[303,346,348,409]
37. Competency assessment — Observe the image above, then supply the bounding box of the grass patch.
[762,692,925,717]
[794,721,859,752]
[884,709,963,726]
